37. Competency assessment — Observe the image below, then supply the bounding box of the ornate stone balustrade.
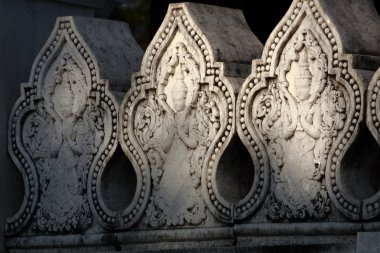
[6,1,380,253]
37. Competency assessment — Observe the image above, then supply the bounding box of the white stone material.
[119,2,263,228]
[6,16,142,235]
[237,0,380,221]
[364,68,380,219]
[7,1,380,252]
[367,68,380,151]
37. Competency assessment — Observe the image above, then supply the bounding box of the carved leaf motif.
[23,106,59,192]
[7,17,126,235]
[135,42,221,227]
[21,53,105,233]
[251,29,348,220]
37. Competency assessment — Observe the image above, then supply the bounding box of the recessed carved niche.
[6,16,142,235]
[236,0,380,221]
[119,2,263,228]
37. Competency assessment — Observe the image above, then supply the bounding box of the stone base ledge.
[234,222,362,236]
[7,223,376,252]
[7,227,234,252]
[356,232,380,253]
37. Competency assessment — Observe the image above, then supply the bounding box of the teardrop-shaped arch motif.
[119,4,240,226]
[363,68,380,219]
[7,17,120,234]
[236,0,363,221]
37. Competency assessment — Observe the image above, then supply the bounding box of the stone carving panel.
[119,3,262,226]
[237,0,363,220]
[23,50,98,232]
[6,17,128,235]
[140,42,220,227]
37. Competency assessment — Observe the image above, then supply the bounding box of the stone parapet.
[6,1,380,252]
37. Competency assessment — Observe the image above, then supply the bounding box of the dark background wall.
[108,0,380,48]
[150,0,293,43]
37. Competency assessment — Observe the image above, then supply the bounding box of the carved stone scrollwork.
[140,43,219,227]
[364,69,380,219]
[367,69,380,151]
[119,3,262,227]
[237,0,364,220]
[7,17,142,235]
[24,51,97,232]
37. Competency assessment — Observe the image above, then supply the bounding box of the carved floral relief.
[7,18,119,235]
[237,0,363,220]
[258,29,348,219]
[120,4,245,227]
[137,42,220,227]
[22,51,102,232]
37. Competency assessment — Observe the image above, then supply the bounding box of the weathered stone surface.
[235,222,359,252]
[0,2,97,251]
[6,227,234,252]
[236,0,380,223]
[5,1,380,252]
[118,2,263,231]
[363,67,380,219]
[356,232,380,253]
[367,68,380,147]
[118,227,234,251]
[6,16,142,236]
[5,226,361,253]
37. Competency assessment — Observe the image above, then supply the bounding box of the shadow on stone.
[340,124,380,200]
[101,146,137,212]
[216,134,255,203]
[239,245,354,253]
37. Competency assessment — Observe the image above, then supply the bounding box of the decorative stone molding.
[119,2,263,227]
[367,68,380,155]
[6,16,142,235]
[237,0,380,221]
[364,68,380,219]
